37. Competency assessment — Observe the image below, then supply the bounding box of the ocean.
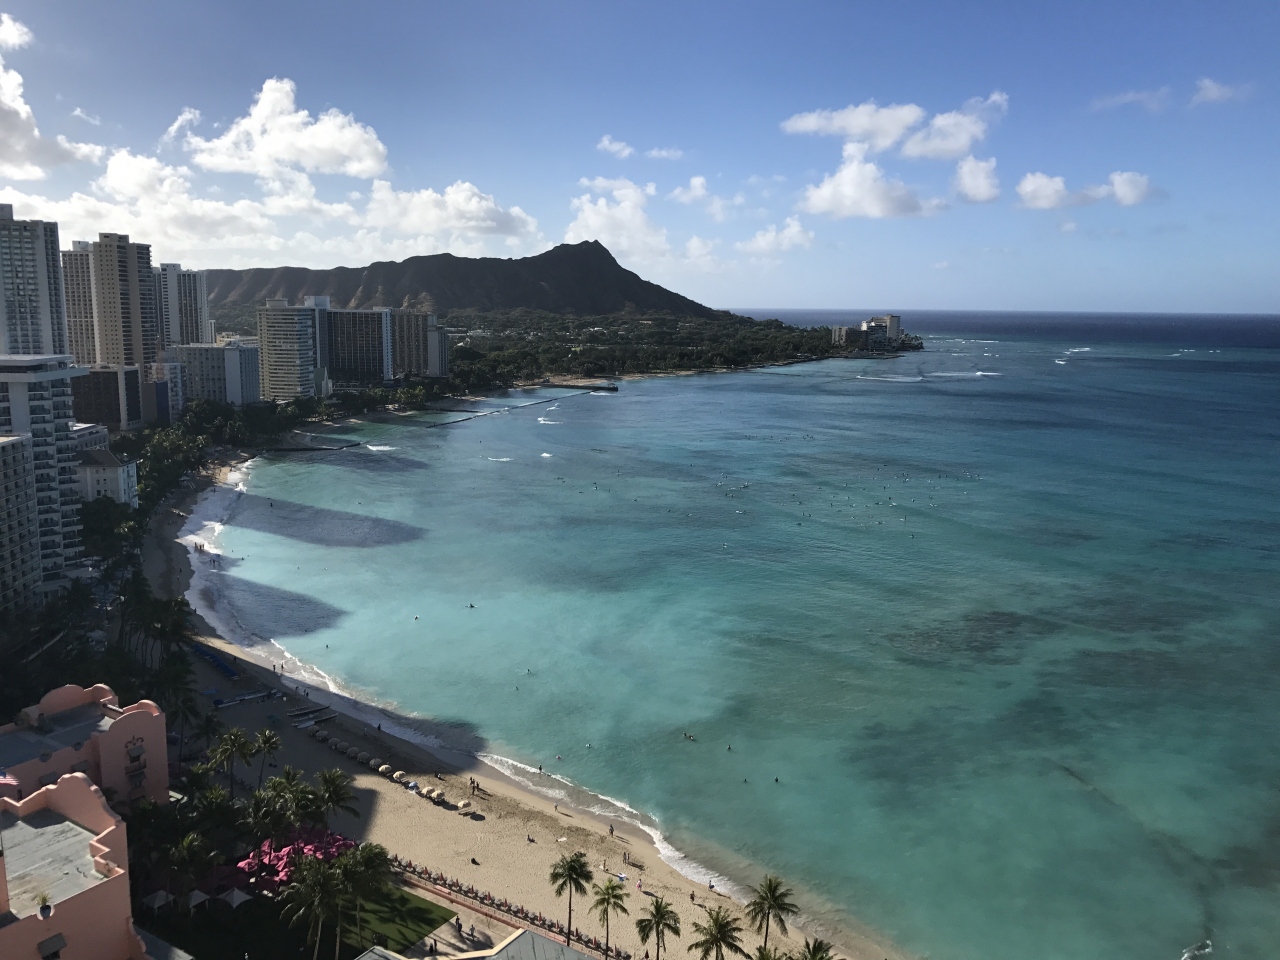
[184,312,1280,960]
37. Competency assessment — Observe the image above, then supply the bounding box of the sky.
[0,1,1276,312]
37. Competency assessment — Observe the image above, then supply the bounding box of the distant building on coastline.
[327,307,448,385]
[831,326,849,346]
[153,262,212,348]
[170,340,261,406]
[70,365,144,432]
[256,297,332,401]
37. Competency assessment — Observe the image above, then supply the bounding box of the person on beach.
[609,824,614,837]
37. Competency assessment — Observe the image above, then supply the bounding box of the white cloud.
[1016,172,1070,209]
[799,142,927,218]
[684,235,721,271]
[596,135,634,159]
[901,91,1008,160]
[1190,77,1252,106]
[0,12,32,49]
[781,99,924,152]
[646,147,683,160]
[1060,220,1078,233]
[185,78,387,178]
[932,260,949,270]
[668,175,741,222]
[0,15,102,180]
[1090,87,1170,112]
[71,107,101,126]
[364,179,537,237]
[735,216,813,254]
[161,107,202,145]
[954,155,999,203]
[1104,170,1150,206]
[1017,170,1151,209]
[565,177,669,262]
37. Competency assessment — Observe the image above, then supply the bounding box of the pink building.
[0,772,153,959]
[0,685,168,806]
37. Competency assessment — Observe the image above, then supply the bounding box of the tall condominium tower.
[0,204,70,357]
[256,297,331,401]
[0,433,40,614]
[69,233,159,370]
[154,262,212,348]
[62,240,96,364]
[0,355,86,594]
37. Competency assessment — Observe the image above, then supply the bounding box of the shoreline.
[141,418,911,960]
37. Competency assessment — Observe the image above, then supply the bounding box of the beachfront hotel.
[0,684,169,807]
[0,772,174,960]
[0,433,40,616]
[256,296,333,401]
[168,340,261,406]
[0,206,70,359]
[152,263,212,350]
[327,307,448,385]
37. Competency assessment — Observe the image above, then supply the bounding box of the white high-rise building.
[0,355,87,594]
[256,297,331,401]
[154,262,212,348]
[0,205,70,358]
[170,341,260,406]
[62,240,96,365]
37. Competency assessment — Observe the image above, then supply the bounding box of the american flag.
[0,769,18,788]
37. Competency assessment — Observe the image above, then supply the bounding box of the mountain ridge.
[204,241,720,319]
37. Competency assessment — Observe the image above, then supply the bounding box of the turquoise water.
[196,328,1280,959]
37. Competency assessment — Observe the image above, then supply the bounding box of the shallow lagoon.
[199,328,1280,959]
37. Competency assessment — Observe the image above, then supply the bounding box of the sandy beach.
[142,453,910,960]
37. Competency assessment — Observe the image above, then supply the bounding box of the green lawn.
[139,886,455,960]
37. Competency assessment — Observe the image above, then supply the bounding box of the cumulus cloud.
[365,179,537,237]
[781,99,924,152]
[161,107,202,145]
[0,12,32,49]
[668,175,741,222]
[646,147,683,160]
[799,142,927,218]
[185,78,387,178]
[564,177,669,262]
[1090,87,1170,112]
[0,14,102,180]
[954,155,999,203]
[901,91,1008,160]
[71,107,101,126]
[1017,170,1151,209]
[1190,77,1252,106]
[596,135,634,159]
[735,216,813,254]
[684,235,722,271]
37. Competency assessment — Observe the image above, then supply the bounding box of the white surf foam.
[487,457,513,462]
[537,418,561,425]
[541,452,553,458]
[856,375,924,383]
[366,444,398,451]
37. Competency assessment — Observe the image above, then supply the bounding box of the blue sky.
[0,1,1276,312]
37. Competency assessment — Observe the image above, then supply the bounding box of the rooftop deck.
[0,807,104,919]
[0,703,113,769]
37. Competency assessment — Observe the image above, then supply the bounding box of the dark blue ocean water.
[193,314,1280,960]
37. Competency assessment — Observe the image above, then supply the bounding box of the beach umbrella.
[142,891,173,910]
[458,799,472,810]
[346,747,360,759]
[369,758,383,769]
[219,889,252,909]
[188,890,210,909]
[378,764,393,775]
[393,771,408,782]
[357,752,371,763]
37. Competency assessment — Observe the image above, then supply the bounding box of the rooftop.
[0,703,114,770]
[0,806,104,918]
[76,449,129,469]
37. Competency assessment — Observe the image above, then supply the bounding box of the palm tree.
[265,766,322,832]
[687,907,748,960]
[636,897,682,960]
[550,851,594,945]
[253,728,282,788]
[212,728,254,802]
[790,938,835,960]
[281,856,344,960]
[165,832,218,912]
[314,768,359,825]
[752,947,783,960]
[337,842,392,947]
[195,711,224,751]
[590,877,630,955]
[745,876,798,951]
